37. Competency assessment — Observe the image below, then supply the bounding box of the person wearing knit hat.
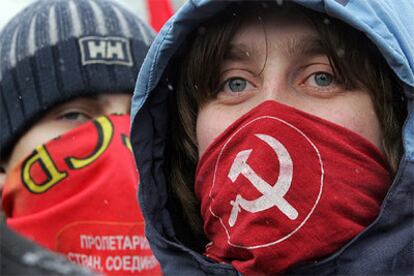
[0,0,161,274]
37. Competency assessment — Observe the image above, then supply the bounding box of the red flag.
[147,0,173,32]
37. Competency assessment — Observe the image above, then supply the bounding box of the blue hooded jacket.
[130,0,414,274]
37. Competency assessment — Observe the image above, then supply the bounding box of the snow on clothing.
[130,0,414,275]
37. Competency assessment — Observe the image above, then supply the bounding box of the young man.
[0,0,161,274]
[130,0,413,275]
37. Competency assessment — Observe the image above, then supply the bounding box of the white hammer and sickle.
[227,134,298,227]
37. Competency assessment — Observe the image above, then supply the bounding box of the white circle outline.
[208,115,325,250]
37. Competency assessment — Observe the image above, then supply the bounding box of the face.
[0,93,131,181]
[196,12,383,157]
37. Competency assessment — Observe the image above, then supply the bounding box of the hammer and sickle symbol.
[228,134,298,227]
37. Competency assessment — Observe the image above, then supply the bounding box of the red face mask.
[2,115,161,275]
[195,101,391,275]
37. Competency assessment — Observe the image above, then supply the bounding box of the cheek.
[6,123,73,170]
[343,108,383,151]
[196,105,239,157]
[196,111,223,157]
[309,94,383,152]
[7,136,41,172]
[196,100,271,157]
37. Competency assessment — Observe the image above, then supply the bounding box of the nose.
[261,75,291,104]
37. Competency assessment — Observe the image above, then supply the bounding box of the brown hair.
[165,2,406,251]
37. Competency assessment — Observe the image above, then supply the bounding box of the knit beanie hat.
[0,0,155,159]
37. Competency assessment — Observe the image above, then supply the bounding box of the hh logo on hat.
[79,36,133,66]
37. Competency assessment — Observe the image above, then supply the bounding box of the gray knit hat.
[0,0,155,159]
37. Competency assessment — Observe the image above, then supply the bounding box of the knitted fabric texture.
[0,0,155,158]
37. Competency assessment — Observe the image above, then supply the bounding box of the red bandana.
[195,101,391,275]
[2,115,161,275]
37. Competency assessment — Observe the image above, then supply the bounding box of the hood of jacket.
[130,0,414,274]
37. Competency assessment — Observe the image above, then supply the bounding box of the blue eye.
[313,73,333,87]
[227,78,247,92]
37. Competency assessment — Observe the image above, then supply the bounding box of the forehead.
[226,11,323,62]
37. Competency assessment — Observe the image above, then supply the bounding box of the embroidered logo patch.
[79,36,133,66]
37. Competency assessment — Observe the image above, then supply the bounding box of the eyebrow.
[224,43,259,62]
[283,35,327,58]
[224,35,327,64]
